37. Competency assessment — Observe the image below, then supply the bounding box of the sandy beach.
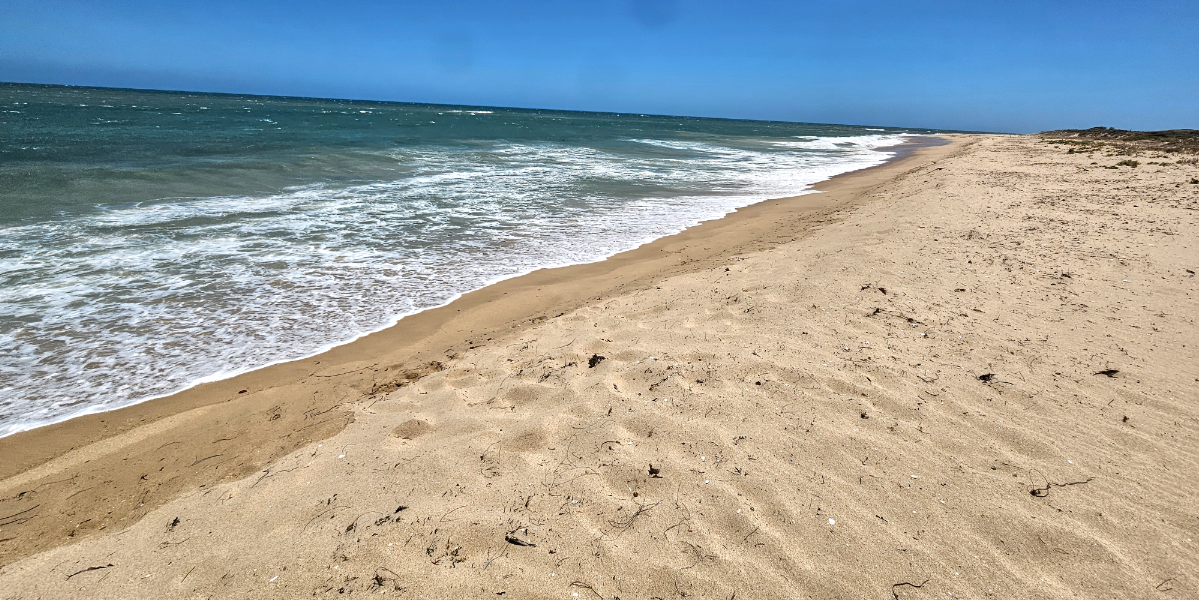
[0,134,1196,598]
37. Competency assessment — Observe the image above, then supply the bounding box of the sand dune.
[0,135,1196,598]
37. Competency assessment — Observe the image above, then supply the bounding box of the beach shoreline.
[0,135,960,559]
[1,133,1193,598]
[2,87,932,436]
[0,133,948,443]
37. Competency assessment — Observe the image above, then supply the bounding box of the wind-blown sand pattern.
[0,135,1195,598]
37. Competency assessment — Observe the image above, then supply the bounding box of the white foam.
[0,133,903,436]
[776,134,911,151]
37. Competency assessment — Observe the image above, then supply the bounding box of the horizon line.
[1,79,993,135]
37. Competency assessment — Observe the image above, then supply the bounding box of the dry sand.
[0,134,1196,598]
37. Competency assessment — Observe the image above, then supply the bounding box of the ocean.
[0,82,930,436]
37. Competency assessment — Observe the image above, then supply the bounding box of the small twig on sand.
[570,581,604,600]
[482,547,508,570]
[66,564,113,580]
[1029,470,1093,498]
[741,526,759,543]
[251,466,298,488]
[891,579,929,599]
[439,505,467,522]
[609,500,662,529]
[189,454,223,467]
[0,504,40,527]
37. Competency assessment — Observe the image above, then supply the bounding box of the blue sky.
[1,0,1196,132]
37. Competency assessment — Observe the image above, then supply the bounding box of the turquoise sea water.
[0,82,933,436]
